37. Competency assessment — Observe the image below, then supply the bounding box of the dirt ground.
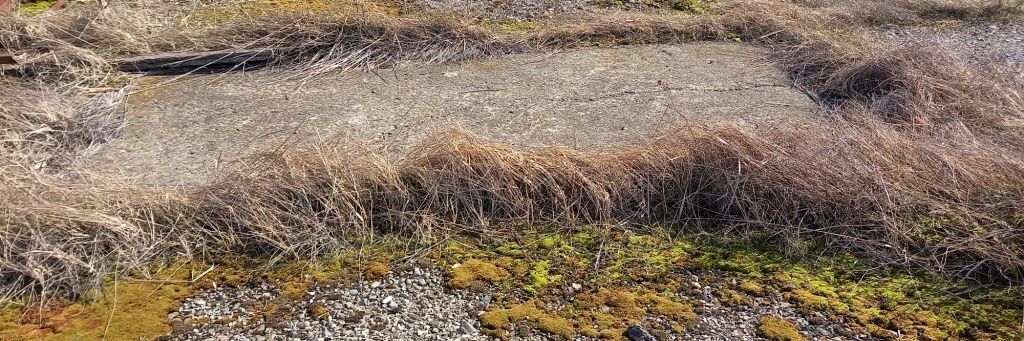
[82,43,818,186]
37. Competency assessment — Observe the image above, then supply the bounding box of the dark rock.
[626,325,657,341]
[808,316,828,325]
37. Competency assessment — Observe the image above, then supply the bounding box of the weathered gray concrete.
[83,43,818,186]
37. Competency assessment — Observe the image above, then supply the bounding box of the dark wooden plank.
[0,53,16,65]
[50,0,67,11]
[115,49,274,74]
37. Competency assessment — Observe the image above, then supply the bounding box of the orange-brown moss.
[757,316,805,341]
[739,280,765,296]
[645,293,697,324]
[0,266,196,340]
[480,300,575,339]
[309,302,330,320]
[718,289,749,306]
[571,288,695,338]
[364,261,390,280]
[449,259,510,289]
[279,280,310,300]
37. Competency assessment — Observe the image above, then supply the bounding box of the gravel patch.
[417,0,592,20]
[161,267,863,340]
[165,268,491,341]
[871,23,1024,74]
[672,270,859,341]
[414,0,675,20]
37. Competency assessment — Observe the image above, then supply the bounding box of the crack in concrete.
[574,83,794,102]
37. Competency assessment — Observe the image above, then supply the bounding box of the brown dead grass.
[1,0,1024,301]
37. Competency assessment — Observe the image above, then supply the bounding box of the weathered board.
[0,53,16,65]
[114,49,274,74]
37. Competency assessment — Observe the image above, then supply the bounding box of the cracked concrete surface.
[83,43,818,186]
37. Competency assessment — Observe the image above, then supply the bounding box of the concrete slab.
[83,43,818,186]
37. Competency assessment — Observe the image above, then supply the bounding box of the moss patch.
[448,226,1024,340]
[16,0,57,14]
[449,258,510,289]
[699,245,1024,340]
[482,288,697,339]
[739,279,765,296]
[480,300,575,339]
[363,261,390,280]
[0,264,197,340]
[524,260,561,294]
[757,315,805,341]
[442,227,698,339]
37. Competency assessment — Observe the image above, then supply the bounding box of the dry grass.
[2,0,1024,302]
[0,80,127,171]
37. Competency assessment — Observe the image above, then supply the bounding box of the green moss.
[495,242,526,257]
[436,225,1024,339]
[695,248,777,276]
[685,237,1024,340]
[538,235,560,250]
[571,231,595,247]
[445,240,465,253]
[766,259,1021,339]
[17,0,57,14]
[279,280,311,300]
[565,288,696,338]
[719,289,749,306]
[524,260,562,294]
[597,288,646,319]
[757,316,805,341]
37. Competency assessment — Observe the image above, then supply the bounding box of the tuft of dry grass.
[0,80,127,171]
[2,0,1024,301]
